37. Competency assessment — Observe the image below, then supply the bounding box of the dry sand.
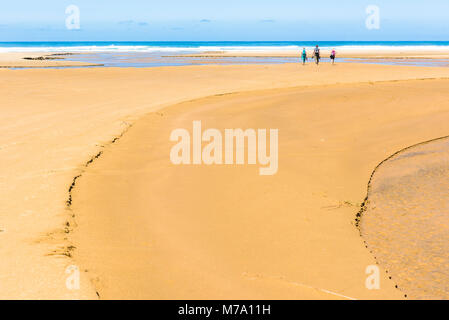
[72,77,449,299]
[1,61,449,299]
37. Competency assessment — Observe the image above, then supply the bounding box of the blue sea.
[1,41,449,52]
[1,41,448,68]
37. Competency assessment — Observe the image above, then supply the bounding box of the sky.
[0,0,448,41]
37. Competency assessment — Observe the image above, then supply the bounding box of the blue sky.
[0,0,448,41]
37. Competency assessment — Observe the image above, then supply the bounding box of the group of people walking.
[301,45,336,65]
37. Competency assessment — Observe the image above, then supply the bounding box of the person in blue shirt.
[301,48,307,65]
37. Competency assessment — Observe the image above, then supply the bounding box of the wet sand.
[360,137,449,299]
[178,48,449,59]
[2,48,449,70]
[71,79,449,299]
[0,52,101,68]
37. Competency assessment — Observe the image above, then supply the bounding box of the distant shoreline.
[1,49,448,69]
[1,41,448,69]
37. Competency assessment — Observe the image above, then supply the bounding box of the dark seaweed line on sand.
[66,123,133,208]
[63,122,134,299]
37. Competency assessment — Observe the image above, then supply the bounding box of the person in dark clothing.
[330,48,336,64]
[314,45,320,65]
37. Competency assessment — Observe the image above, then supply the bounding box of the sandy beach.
[1,57,449,299]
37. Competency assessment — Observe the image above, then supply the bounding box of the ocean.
[1,41,449,53]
